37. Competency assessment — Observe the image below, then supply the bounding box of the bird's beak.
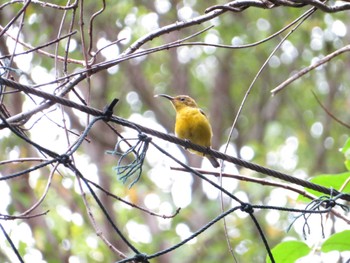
[154,94,174,101]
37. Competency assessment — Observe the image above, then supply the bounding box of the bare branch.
[271,44,350,95]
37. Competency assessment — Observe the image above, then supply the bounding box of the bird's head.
[155,94,198,111]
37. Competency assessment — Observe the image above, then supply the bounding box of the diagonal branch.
[1,77,349,201]
[271,44,350,95]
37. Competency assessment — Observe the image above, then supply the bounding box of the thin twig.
[312,90,350,129]
[86,178,181,219]
[88,0,106,56]
[271,44,350,95]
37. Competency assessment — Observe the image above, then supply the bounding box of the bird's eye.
[180,97,185,101]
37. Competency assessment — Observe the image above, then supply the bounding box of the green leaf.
[344,160,350,172]
[321,230,350,252]
[298,172,350,202]
[340,138,350,156]
[340,139,350,170]
[266,241,310,263]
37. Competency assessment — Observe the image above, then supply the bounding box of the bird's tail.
[207,155,220,168]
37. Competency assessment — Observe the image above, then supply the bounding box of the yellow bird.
[155,94,220,168]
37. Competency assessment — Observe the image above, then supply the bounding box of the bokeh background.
[1,0,350,262]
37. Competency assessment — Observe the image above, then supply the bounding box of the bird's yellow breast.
[175,107,212,147]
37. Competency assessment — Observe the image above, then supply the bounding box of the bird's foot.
[205,146,211,156]
[184,139,191,150]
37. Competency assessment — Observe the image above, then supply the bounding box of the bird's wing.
[199,109,208,118]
